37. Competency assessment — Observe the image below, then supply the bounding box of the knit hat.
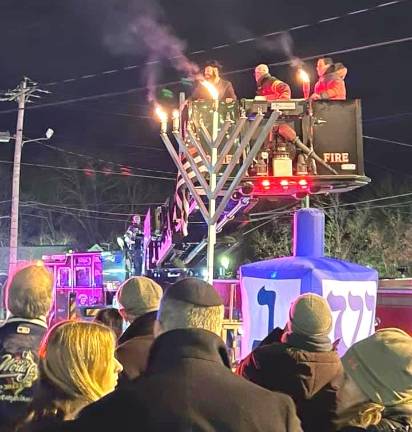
[162,277,223,307]
[342,328,412,406]
[7,263,53,319]
[288,293,332,336]
[117,276,162,318]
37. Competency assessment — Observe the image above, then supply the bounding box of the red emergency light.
[252,176,312,196]
[261,179,271,189]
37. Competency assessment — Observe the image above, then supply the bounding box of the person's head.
[204,60,222,83]
[131,214,141,225]
[94,308,123,339]
[39,321,123,403]
[6,263,53,319]
[254,64,269,83]
[154,277,224,337]
[117,276,162,323]
[336,328,412,429]
[281,293,332,343]
[316,57,333,77]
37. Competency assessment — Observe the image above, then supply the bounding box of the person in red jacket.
[312,57,347,100]
[254,64,291,100]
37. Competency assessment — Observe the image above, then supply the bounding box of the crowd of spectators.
[0,264,411,432]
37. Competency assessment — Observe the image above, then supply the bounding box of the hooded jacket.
[256,74,291,100]
[313,63,347,100]
[237,329,343,432]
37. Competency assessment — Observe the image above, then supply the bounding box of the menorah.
[159,101,280,283]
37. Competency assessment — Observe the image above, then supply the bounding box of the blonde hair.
[335,401,384,430]
[39,320,117,403]
[350,402,384,428]
[7,263,53,318]
[157,298,224,336]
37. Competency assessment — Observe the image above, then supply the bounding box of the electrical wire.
[364,135,412,149]
[23,201,146,216]
[39,0,408,88]
[35,141,176,175]
[1,35,412,115]
[0,160,175,181]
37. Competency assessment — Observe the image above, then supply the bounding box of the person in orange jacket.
[254,64,291,100]
[311,57,347,100]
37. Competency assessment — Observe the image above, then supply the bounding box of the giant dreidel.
[240,208,378,357]
[158,88,280,283]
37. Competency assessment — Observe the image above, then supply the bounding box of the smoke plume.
[101,0,199,102]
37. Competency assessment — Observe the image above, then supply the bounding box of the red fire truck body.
[375,279,412,336]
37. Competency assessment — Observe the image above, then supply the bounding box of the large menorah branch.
[159,108,280,283]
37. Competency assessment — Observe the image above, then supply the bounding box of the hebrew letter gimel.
[257,286,276,334]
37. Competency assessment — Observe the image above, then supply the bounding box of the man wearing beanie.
[0,263,53,430]
[64,278,302,432]
[116,276,163,380]
[336,328,412,431]
[237,293,343,432]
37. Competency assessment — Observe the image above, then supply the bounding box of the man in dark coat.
[116,276,163,380]
[59,278,302,432]
[255,63,291,100]
[237,293,343,432]
[0,264,53,431]
[191,60,237,101]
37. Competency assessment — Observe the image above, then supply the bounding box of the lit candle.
[298,69,310,99]
[155,105,168,133]
[172,109,179,132]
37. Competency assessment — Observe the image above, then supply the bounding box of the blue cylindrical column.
[293,208,325,257]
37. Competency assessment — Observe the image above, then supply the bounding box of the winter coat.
[191,78,237,101]
[256,74,291,100]
[237,329,343,432]
[313,64,347,100]
[0,317,47,431]
[59,328,303,432]
[116,311,156,381]
[339,404,412,432]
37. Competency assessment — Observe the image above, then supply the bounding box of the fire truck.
[42,250,125,321]
[375,278,412,335]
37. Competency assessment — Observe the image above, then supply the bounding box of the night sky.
[1,0,412,214]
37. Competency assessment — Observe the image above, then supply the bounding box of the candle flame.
[155,105,168,122]
[298,69,310,83]
[201,80,219,100]
[172,109,179,119]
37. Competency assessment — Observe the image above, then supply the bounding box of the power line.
[1,35,412,115]
[363,111,412,123]
[24,201,147,216]
[35,141,176,175]
[0,159,175,181]
[28,205,129,223]
[364,135,412,149]
[39,0,408,88]
[250,191,412,219]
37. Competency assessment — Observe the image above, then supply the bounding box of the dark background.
[0,0,411,245]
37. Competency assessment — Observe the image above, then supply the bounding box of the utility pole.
[0,77,49,274]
